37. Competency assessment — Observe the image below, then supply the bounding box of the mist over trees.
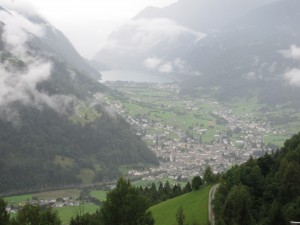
[0,6,158,194]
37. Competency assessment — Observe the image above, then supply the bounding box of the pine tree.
[192,176,203,190]
[101,177,154,225]
[0,198,9,225]
[176,207,185,225]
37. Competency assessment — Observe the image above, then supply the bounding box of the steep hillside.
[94,0,277,74]
[94,17,205,76]
[1,6,100,80]
[135,0,276,32]
[182,0,300,106]
[0,6,158,194]
[150,185,212,225]
[213,132,300,224]
[95,0,300,106]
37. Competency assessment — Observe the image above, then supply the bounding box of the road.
[208,184,220,225]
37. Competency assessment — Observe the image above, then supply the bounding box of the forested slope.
[0,6,158,194]
[213,132,300,224]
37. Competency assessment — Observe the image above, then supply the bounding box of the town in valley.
[101,81,292,181]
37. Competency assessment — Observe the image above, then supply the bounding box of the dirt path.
[208,184,220,225]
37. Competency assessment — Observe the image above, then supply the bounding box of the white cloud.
[0,6,75,123]
[159,63,173,73]
[144,57,163,70]
[243,71,257,80]
[281,45,300,87]
[0,0,37,16]
[280,45,300,61]
[283,68,300,87]
[143,56,199,75]
[0,7,45,56]
[173,58,190,73]
[268,62,277,73]
[104,18,206,53]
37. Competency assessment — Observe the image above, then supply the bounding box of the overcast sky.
[2,0,177,58]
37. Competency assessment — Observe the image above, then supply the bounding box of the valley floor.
[103,81,296,180]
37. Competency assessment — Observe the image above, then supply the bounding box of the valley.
[3,189,100,225]
[1,0,300,224]
[2,79,298,224]
[103,81,298,180]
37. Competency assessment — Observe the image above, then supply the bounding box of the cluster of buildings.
[5,197,80,214]
[104,82,286,180]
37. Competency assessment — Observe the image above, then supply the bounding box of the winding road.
[208,184,220,225]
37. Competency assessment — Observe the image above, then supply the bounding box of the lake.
[99,70,174,83]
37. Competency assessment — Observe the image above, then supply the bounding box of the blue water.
[100,70,173,83]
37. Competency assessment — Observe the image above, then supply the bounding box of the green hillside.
[214,132,300,224]
[150,185,212,225]
[0,15,158,194]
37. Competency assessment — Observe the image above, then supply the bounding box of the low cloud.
[243,71,257,80]
[143,57,163,70]
[0,6,75,124]
[144,57,199,75]
[283,68,300,87]
[281,45,300,87]
[104,18,206,53]
[0,5,44,56]
[0,0,37,16]
[280,45,300,61]
[159,63,173,73]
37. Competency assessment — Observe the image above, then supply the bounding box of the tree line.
[213,132,300,225]
[0,104,158,193]
[0,168,218,225]
[0,56,158,193]
[140,166,219,207]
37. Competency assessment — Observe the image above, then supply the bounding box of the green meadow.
[114,85,223,145]
[57,204,99,225]
[150,185,212,225]
[90,190,107,201]
[113,85,299,147]
[4,194,32,206]
[3,189,81,206]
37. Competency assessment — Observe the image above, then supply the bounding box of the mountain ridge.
[94,0,300,106]
[0,5,158,194]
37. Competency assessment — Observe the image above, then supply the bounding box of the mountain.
[94,0,300,106]
[25,12,101,80]
[0,6,158,194]
[94,17,205,76]
[93,0,277,73]
[134,0,277,32]
[182,0,300,105]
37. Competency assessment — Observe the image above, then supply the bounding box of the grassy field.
[150,185,212,225]
[4,194,32,206]
[3,189,81,206]
[111,84,300,148]
[54,155,75,168]
[79,168,95,184]
[111,86,234,145]
[90,190,107,201]
[69,104,102,126]
[263,134,289,147]
[3,189,99,225]
[57,204,99,225]
[34,189,81,200]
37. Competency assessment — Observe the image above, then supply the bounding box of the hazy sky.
[3,0,177,58]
